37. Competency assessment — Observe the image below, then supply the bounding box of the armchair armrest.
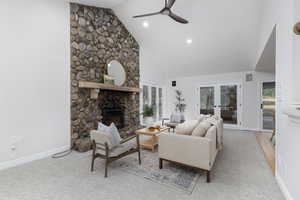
[159,133,212,170]
[120,134,138,144]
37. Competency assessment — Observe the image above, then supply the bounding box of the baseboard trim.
[240,127,260,132]
[0,145,70,171]
[276,173,294,200]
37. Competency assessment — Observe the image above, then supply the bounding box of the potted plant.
[175,90,186,113]
[174,90,186,122]
[142,105,154,126]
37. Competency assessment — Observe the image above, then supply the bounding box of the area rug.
[111,149,201,194]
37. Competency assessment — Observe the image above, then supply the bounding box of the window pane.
[151,87,157,122]
[200,87,215,115]
[262,82,276,130]
[143,85,149,107]
[142,85,149,124]
[159,88,163,120]
[220,85,237,124]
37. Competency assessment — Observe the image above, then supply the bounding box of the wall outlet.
[10,136,24,158]
[11,145,16,151]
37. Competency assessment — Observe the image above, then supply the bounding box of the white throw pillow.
[175,120,199,135]
[192,121,212,137]
[98,122,110,132]
[109,123,122,146]
[206,117,218,125]
[197,114,205,122]
[97,122,121,147]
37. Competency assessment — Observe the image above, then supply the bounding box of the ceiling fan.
[133,0,189,24]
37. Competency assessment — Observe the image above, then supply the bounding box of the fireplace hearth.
[102,107,125,129]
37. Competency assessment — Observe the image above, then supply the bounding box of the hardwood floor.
[256,132,276,175]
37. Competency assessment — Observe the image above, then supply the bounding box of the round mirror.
[107,60,126,86]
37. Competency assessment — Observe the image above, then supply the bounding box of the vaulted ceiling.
[72,0,264,78]
[71,0,125,8]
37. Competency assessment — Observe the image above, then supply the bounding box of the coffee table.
[135,127,170,152]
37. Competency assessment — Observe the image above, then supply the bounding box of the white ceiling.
[74,0,264,78]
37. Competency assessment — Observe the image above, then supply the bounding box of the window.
[159,88,163,120]
[141,84,164,124]
[151,87,157,122]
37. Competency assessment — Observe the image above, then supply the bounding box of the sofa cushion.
[175,120,199,135]
[192,121,212,137]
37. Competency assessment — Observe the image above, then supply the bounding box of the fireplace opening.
[102,107,125,129]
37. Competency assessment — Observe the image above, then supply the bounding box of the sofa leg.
[206,171,211,183]
[159,158,163,169]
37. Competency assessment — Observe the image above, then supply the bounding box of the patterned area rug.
[111,149,201,194]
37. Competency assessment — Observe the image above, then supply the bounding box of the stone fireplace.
[70,3,140,151]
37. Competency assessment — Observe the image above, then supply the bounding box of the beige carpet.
[0,129,284,200]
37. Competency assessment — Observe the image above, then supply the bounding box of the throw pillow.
[192,121,212,137]
[98,122,110,132]
[175,120,199,135]
[206,117,218,125]
[97,122,121,147]
[109,123,122,146]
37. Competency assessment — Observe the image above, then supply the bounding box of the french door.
[260,82,276,131]
[199,84,241,128]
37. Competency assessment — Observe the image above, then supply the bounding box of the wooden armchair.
[90,131,141,178]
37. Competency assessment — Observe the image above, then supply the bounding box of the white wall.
[139,46,167,86]
[165,71,274,130]
[0,0,70,169]
[257,0,300,200]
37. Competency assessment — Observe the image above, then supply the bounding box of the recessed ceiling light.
[142,21,149,28]
[186,38,193,44]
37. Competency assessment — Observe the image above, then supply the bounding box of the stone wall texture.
[70,3,140,151]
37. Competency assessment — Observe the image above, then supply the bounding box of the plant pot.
[144,117,153,126]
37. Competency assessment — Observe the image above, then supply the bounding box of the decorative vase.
[144,117,153,126]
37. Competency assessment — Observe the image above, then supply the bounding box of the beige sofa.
[158,118,223,183]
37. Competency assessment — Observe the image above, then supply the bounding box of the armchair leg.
[138,149,141,165]
[137,135,141,165]
[104,143,109,178]
[91,141,96,172]
[104,159,108,178]
[206,171,211,183]
[91,157,95,172]
[159,158,163,169]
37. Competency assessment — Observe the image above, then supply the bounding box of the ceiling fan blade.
[133,12,161,18]
[167,0,176,8]
[169,11,188,24]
